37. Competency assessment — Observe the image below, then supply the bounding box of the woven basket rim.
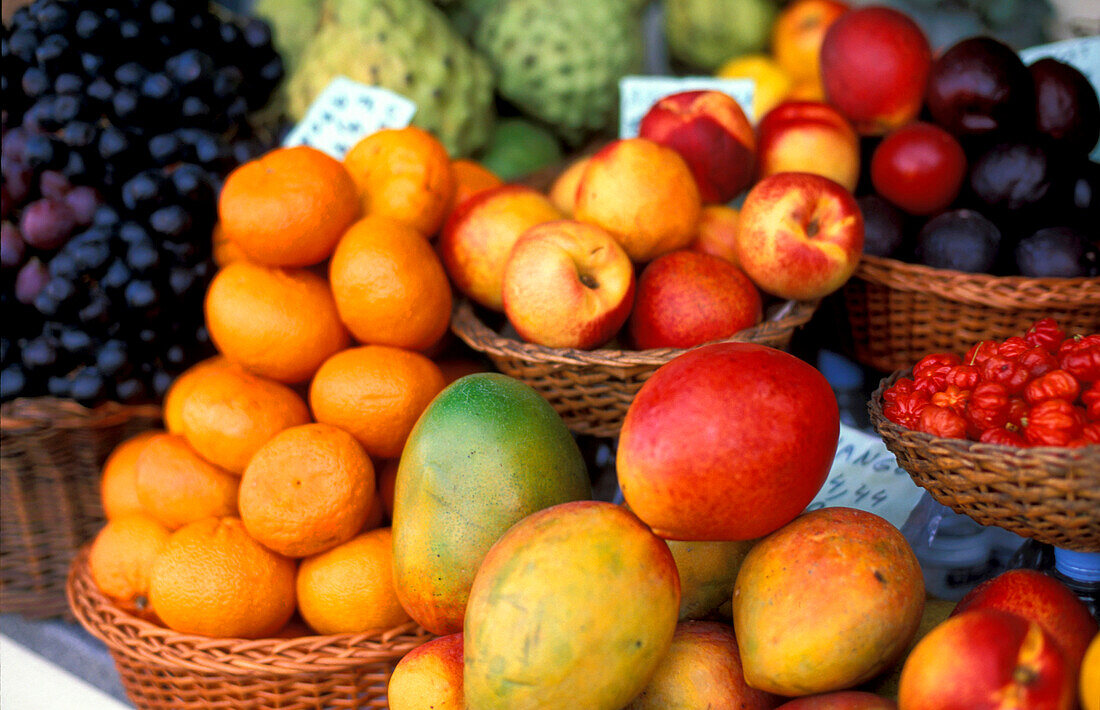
[450,297,820,368]
[869,370,1100,460]
[66,546,433,677]
[1,396,162,432]
[854,254,1100,309]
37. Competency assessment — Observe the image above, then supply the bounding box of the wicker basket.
[869,371,1100,552]
[451,297,818,438]
[842,255,1100,373]
[67,546,433,709]
[1,397,162,617]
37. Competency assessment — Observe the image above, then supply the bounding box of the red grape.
[14,258,50,304]
[1,222,26,269]
[63,186,101,225]
[19,198,78,250]
[39,170,72,201]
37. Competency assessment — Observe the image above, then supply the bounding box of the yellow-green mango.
[392,373,591,635]
[666,538,757,620]
[464,500,680,710]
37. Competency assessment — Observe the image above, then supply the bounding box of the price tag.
[618,75,755,138]
[281,76,418,159]
[1018,36,1100,160]
[805,423,925,529]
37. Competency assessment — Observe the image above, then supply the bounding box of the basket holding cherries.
[881,318,1099,448]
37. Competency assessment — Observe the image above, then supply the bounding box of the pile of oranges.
[87,127,501,639]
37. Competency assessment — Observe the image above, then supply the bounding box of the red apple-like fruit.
[897,609,1076,710]
[871,121,967,216]
[952,568,1099,672]
[437,184,562,311]
[628,250,761,350]
[502,220,635,350]
[820,6,932,135]
[756,101,860,193]
[638,90,756,203]
[617,341,839,540]
[626,621,781,710]
[734,172,864,301]
[776,691,896,709]
[689,204,741,265]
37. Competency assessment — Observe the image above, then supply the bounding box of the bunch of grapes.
[1,0,285,406]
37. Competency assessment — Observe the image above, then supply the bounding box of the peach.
[626,621,781,710]
[574,138,702,263]
[437,184,562,311]
[734,171,864,300]
[952,568,1099,672]
[617,342,839,541]
[756,101,861,192]
[388,632,464,710]
[638,90,756,203]
[732,507,925,696]
[777,691,896,709]
[501,220,635,350]
[897,609,1076,710]
[548,156,591,216]
[690,204,741,265]
[628,250,761,350]
[772,0,850,88]
[820,6,932,135]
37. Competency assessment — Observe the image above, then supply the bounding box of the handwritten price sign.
[806,423,925,529]
[282,77,417,159]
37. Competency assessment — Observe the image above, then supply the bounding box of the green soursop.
[253,0,323,70]
[473,0,644,145]
[278,0,495,158]
[664,0,778,71]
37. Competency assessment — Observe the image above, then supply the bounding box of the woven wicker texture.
[1,397,162,617]
[869,371,1100,552]
[843,255,1100,372]
[451,298,818,438]
[67,546,433,709]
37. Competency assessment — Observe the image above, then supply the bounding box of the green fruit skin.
[666,538,756,621]
[392,373,591,636]
[664,0,778,71]
[464,500,681,710]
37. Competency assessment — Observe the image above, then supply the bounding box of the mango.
[732,507,925,696]
[392,373,591,635]
[464,500,680,710]
[666,538,756,620]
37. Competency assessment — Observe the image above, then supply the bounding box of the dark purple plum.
[915,209,1001,273]
[857,194,907,258]
[968,142,1056,215]
[927,36,1034,139]
[1029,58,1100,157]
[1014,226,1099,278]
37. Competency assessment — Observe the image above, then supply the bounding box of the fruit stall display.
[0,0,1097,709]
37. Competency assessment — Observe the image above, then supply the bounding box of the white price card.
[281,76,417,159]
[1018,36,1100,160]
[618,75,755,138]
[805,423,925,530]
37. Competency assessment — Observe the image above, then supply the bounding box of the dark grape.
[74,10,104,41]
[114,377,146,403]
[151,369,172,398]
[149,205,192,239]
[120,171,166,213]
[70,367,106,405]
[241,19,274,51]
[92,204,120,228]
[21,66,51,99]
[39,170,71,201]
[86,76,113,105]
[212,66,243,100]
[77,290,111,326]
[7,30,37,64]
[124,280,158,309]
[95,340,128,377]
[80,52,105,76]
[72,240,112,273]
[110,89,140,123]
[119,221,150,245]
[46,375,71,398]
[54,72,83,95]
[47,250,79,280]
[148,133,182,165]
[2,365,28,400]
[165,49,213,87]
[34,34,71,73]
[59,328,92,355]
[58,121,96,148]
[51,94,83,125]
[126,242,159,274]
[20,336,58,371]
[22,133,58,170]
[33,3,71,35]
[40,276,77,313]
[97,126,130,162]
[63,186,100,224]
[100,258,131,291]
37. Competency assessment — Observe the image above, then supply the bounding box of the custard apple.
[664,0,779,71]
[473,0,644,145]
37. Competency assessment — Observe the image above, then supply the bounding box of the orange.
[772,0,850,87]
[87,513,172,617]
[134,434,240,530]
[309,345,447,459]
[218,145,360,267]
[211,222,247,268]
[239,423,376,558]
[328,216,453,352]
[100,430,161,520]
[178,364,311,474]
[162,355,229,434]
[205,261,350,383]
[296,527,411,635]
[343,126,456,237]
[149,517,297,638]
[447,159,502,218]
